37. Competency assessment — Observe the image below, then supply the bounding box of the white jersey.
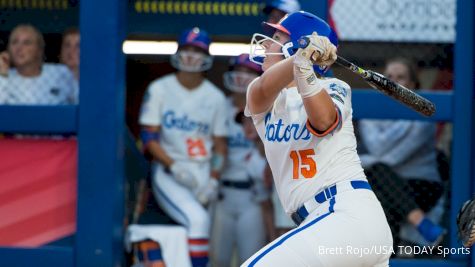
[139,74,228,162]
[220,98,255,181]
[245,78,365,214]
[0,63,78,105]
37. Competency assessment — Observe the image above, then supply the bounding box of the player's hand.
[0,51,11,77]
[296,32,337,67]
[170,162,198,189]
[196,178,219,205]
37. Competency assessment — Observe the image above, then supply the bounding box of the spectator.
[262,0,300,24]
[136,27,227,267]
[211,54,268,266]
[0,24,77,105]
[358,57,445,247]
[60,27,80,81]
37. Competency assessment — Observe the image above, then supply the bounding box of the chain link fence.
[0,24,79,106]
[330,0,455,257]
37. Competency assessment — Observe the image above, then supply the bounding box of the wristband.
[140,129,160,146]
[293,64,323,99]
[211,154,225,172]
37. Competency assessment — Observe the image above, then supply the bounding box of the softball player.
[139,27,228,267]
[243,11,393,266]
[211,54,269,266]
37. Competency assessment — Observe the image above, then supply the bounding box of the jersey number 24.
[187,138,207,157]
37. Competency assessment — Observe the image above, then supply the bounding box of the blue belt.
[222,179,254,189]
[290,180,372,226]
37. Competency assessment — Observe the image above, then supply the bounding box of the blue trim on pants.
[191,255,209,267]
[153,182,191,227]
[247,197,336,266]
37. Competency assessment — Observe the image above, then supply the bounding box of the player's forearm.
[260,200,277,241]
[248,57,294,114]
[302,90,337,132]
[292,50,338,131]
[211,136,227,178]
[213,136,227,155]
[147,141,174,167]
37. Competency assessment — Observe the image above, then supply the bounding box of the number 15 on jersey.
[289,149,317,179]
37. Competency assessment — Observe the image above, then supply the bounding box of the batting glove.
[196,178,219,205]
[293,51,323,98]
[297,32,337,67]
[169,162,198,189]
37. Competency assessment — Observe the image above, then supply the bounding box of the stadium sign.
[329,0,456,43]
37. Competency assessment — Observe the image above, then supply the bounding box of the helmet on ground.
[250,11,338,75]
[223,53,262,93]
[171,27,213,72]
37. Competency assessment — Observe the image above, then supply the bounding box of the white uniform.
[242,78,392,267]
[126,224,192,267]
[139,74,228,258]
[271,188,295,229]
[211,99,267,266]
[0,63,78,105]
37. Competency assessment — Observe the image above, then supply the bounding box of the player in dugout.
[138,27,228,267]
[211,54,270,266]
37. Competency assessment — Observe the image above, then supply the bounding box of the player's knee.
[190,210,210,232]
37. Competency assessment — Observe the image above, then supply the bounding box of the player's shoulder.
[322,77,351,90]
[147,73,175,94]
[202,79,226,101]
[322,78,351,97]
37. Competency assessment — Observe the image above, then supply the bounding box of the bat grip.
[335,56,353,69]
[335,56,371,79]
[297,36,351,68]
[297,37,370,79]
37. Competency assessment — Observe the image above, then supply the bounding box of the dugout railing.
[0,0,472,266]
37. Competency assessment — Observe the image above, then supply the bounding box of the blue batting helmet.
[177,27,211,54]
[223,53,262,93]
[262,11,338,75]
[172,27,213,72]
[229,53,262,74]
